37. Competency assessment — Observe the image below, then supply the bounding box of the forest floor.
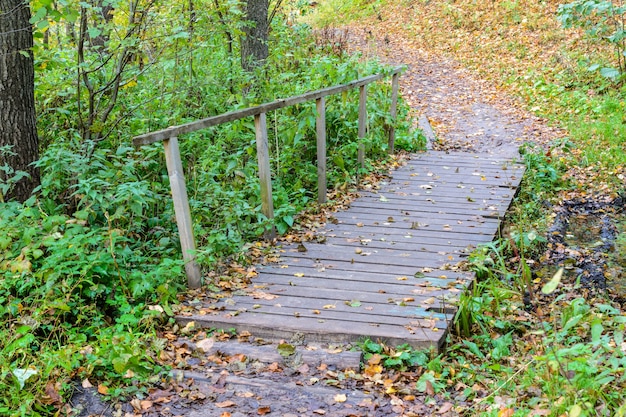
[74,7,614,417]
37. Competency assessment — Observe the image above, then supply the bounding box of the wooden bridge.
[133,68,524,350]
[176,151,523,349]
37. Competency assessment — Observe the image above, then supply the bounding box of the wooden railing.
[133,66,404,288]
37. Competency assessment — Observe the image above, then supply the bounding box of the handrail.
[133,67,403,146]
[132,65,406,288]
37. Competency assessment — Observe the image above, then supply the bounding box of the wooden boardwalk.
[179,151,524,350]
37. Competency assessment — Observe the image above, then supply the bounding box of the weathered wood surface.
[163,137,201,288]
[180,151,524,350]
[255,113,275,237]
[179,341,363,369]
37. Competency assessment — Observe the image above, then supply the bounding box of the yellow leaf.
[569,404,582,417]
[294,272,305,277]
[334,393,347,403]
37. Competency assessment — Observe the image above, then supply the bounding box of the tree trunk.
[241,0,268,71]
[0,0,40,202]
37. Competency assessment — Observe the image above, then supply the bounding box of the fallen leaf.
[277,343,296,357]
[542,267,563,294]
[257,406,271,415]
[196,338,215,353]
[97,384,109,395]
[438,402,454,414]
[216,400,236,408]
[140,400,153,411]
[41,381,63,405]
[334,393,347,403]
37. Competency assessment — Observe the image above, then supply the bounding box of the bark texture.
[241,0,268,71]
[0,0,40,202]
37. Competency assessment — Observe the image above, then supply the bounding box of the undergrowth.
[0,4,423,415]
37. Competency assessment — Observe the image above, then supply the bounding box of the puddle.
[545,197,625,302]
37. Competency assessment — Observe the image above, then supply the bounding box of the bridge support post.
[316,97,327,204]
[388,72,400,154]
[255,112,275,238]
[163,136,202,289]
[358,85,368,169]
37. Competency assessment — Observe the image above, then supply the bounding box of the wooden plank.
[257,262,472,283]
[163,137,201,288]
[269,256,464,277]
[133,67,404,146]
[348,200,507,217]
[255,113,275,238]
[180,313,445,349]
[316,236,481,256]
[214,302,451,330]
[279,248,465,269]
[330,206,501,224]
[329,211,498,230]
[388,72,400,154]
[233,273,460,299]
[316,97,327,204]
[185,342,363,369]
[411,150,525,162]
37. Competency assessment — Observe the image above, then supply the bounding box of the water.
[544,201,625,300]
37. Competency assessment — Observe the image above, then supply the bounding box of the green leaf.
[415,371,436,393]
[591,320,604,343]
[600,67,620,79]
[87,27,102,39]
[112,353,132,373]
[282,215,294,227]
[29,6,47,24]
[542,267,563,294]
[587,63,600,72]
[363,339,382,354]
[277,343,295,357]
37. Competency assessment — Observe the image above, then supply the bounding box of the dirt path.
[341,26,562,157]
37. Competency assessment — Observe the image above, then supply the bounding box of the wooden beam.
[163,137,202,288]
[133,67,404,147]
[316,97,327,204]
[388,72,400,154]
[255,113,275,238]
[357,84,367,169]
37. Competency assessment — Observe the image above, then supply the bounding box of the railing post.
[388,72,400,155]
[316,97,327,204]
[357,84,368,169]
[254,112,275,238]
[163,136,202,289]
